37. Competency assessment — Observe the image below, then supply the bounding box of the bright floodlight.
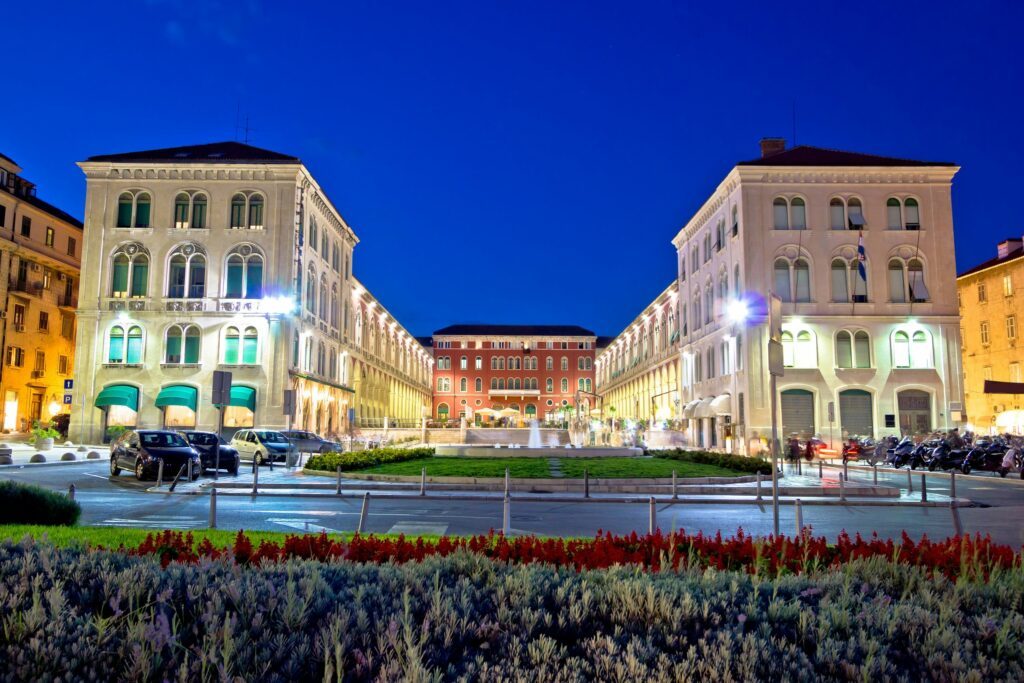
[727,299,749,324]
[261,296,296,315]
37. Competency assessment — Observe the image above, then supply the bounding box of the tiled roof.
[958,245,1024,278]
[86,141,299,164]
[737,145,956,168]
[0,151,18,168]
[433,324,596,337]
[23,194,83,229]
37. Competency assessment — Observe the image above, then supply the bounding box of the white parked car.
[230,429,296,466]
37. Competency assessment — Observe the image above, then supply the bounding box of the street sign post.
[767,293,784,537]
[211,371,232,480]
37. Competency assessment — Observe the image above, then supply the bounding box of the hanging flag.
[857,231,867,283]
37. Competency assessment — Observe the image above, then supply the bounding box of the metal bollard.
[907,469,913,493]
[336,466,343,495]
[504,467,510,497]
[584,468,590,498]
[843,460,849,481]
[648,496,656,535]
[794,498,803,536]
[672,469,678,499]
[67,483,75,501]
[157,459,165,488]
[251,461,259,496]
[950,471,957,500]
[920,474,927,502]
[187,459,193,483]
[839,476,846,502]
[502,494,511,535]
[756,472,763,501]
[951,501,964,536]
[420,467,426,496]
[357,492,370,533]
[818,461,823,478]
[873,465,878,485]
[209,488,217,528]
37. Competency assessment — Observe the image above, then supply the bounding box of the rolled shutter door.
[839,389,873,437]
[781,389,814,437]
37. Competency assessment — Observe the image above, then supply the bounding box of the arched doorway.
[897,389,931,436]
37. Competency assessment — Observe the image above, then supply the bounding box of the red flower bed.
[124,528,1020,580]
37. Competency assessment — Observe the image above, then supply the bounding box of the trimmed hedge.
[1,540,1023,680]
[0,481,80,526]
[304,446,434,472]
[652,448,773,474]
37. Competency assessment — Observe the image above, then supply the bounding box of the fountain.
[527,419,542,449]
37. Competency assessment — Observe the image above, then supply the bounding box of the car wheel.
[191,466,201,481]
[961,464,971,475]
[110,457,121,477]
[229,463,239,476]
[135,460,147,481]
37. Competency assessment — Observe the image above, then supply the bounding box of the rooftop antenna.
[242,115,255,144]
[234,101,241,141]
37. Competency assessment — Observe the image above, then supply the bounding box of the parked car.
[280,430,343,454]
[110,429,201,482]
[178,431,240,475]
[230,429,296,465]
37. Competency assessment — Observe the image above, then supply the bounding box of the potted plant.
[105,425,128,444]
[30,421,61,451]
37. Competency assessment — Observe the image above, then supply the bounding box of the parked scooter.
[886,436,915,468]
[926,442,971,472]
[869,436,898,466]
[961,437,1008,475]
[907,438,942,470]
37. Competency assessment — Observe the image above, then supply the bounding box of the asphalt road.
[3,460,1024,545]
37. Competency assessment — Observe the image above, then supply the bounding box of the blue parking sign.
[63,379,73,390]
[63,394,72,404]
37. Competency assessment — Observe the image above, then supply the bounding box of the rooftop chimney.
[998,238,1023,259]
[760,138,786,158]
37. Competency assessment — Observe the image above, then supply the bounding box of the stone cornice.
[77,161,299,182]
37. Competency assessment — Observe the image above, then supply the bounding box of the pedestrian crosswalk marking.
[387,521,449,536]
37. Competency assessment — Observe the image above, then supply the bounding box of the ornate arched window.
[224,245,264,299]
[108,325,143,364]
[167,243,206,299]
[116,191,151,228]
[165,324,201,364]
[110,243,150,298]
[229,192,265,230]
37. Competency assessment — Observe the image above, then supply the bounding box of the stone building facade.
[69,142,430,443]
[957,238,1024,433]
[0,153,81,433]
[674,140,964,453]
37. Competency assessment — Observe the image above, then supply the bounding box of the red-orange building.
[425,324,597,424]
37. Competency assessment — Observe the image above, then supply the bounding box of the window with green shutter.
[108,326,124,363]
[111,256,129,296]
[126,327,142,363]
[230,195,246,229]
[117,194,133,228]
[226,257,244,297]
[134,194,150,227]
[242,328,258,364]
[184,328,200,363]
[130,258,148,297]
[246,258,263,298]
[224,327,239,364]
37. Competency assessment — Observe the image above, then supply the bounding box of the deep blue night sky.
[5,1,1021,337]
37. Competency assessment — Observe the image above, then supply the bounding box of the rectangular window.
[459,356,467,370]
[0,204,5,228]
[58,355,69,375]
[980,321,990,345]
[1011,362,1022,384]
[34,351,44,373]
[6,346,24,367]
[1008,315,1017,341]
[1005,275,1014,297]
[12,304,24,327]
[38,311,48,332]
[475,356,482,370]
[67,236,76,257]
[45,227,54,246]
[20,216,30,237]
[42,270,51,289]
[978,282,987,302]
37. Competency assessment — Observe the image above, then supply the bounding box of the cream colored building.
[957,238,1024,433]
[69,141,430,443]
[672,140,964,453]
[595,281,681,424]
[0,153,81,433]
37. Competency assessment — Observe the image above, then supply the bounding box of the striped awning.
[229,386,256,411]
[155,385,198,410]
[95,385,139,410]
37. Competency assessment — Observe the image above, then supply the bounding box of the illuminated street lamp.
[727,298,749,325]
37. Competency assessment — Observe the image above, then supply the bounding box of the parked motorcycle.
[869,436,898,466]
[907,438,941,470]
[926,442,971,472]
[886,437,915,468]
[961,437,1008,475]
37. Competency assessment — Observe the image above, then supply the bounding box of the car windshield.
[186,433,218,446]
[140,432,188,448]
[255,431,287,443]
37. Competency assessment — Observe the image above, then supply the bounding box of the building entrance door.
[780,389,814,438]
[897,390,931,436]
[29,392,43,424]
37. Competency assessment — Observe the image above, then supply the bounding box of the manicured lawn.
[558,457,743,478]
[0,524,320,549]
[357,457,551,478]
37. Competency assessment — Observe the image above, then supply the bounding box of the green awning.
[95,385,139,410]
[229,386,256,411]
[155,385,197,410]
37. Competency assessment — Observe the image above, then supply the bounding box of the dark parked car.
[110,429,200,482]
[178,431,240,475]
[280,430,343,454]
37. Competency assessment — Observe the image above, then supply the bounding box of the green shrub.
[1,541,1023,680]
[0,481,80,526]
[305,446,434,472]
[652,448,772,474]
